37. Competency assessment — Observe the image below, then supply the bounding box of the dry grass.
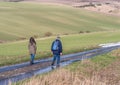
[18,61,120,85]
[12,49,120,85]
[110,49,120,57]
[16,69,107,85]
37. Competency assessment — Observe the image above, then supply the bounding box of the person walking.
[28,37,37,65]
[51,36,63,68]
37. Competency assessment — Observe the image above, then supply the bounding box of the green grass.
[15,49,120,85]
[0,2,120,41]
[0,31,120,66]
[0,2,120,66]
[66,49,120,75]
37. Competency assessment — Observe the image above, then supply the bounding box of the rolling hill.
[0,2,120,42]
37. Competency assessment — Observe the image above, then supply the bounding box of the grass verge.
[13,49,120,85]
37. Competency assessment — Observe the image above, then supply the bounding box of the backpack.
[52,41,59,50]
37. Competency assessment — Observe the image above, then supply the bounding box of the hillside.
[1,0,119,2]
[0,2,120,42]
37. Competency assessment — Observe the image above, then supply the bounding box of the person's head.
[29,37,36,45]
[56,35,60,40]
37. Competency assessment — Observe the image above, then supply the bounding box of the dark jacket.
[51,39,62,55]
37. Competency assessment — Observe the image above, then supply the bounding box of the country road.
[0,43,120,85]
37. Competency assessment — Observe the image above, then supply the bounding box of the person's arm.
[59,41,63,55]
[51,41,54,51]
[35,44,37,54]
[28,43,30,54]
[28,43,30,49]
[35,43,37,54]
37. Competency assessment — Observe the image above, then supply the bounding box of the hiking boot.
[51,61,55,66]
[51,64,55,69]
[56,64,60,68]
[51,66,54,69]
[30,61,34,65]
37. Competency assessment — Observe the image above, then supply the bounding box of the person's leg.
[56,55,60,67]
[31,54,35,64]
[51,55,56,66]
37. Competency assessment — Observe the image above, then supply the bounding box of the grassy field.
[14,49,120,85]
[0,2,120,66]
[0,2,119,84]
[0,31,120,66]
[0,2,120,41]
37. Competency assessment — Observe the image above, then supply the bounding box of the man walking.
[51,36,63,68]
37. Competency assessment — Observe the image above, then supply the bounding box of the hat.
[56,35,60,39]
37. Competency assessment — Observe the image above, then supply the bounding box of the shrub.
[79,31,84,34]
[33,35,38,38]
[96,4,102,6]
[44,32,52,37]
[63,33,69,35]
[86,31,90,33]
[0,40,4,43]
[19,37,26,40]
[109,10,113,13]
[105,3,110,5]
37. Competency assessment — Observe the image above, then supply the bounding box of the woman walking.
[28,37,37,65]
